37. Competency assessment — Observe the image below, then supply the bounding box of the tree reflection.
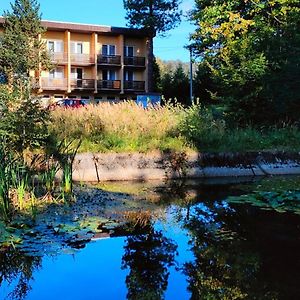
[0,249,41,300]
[182,202,278,300]
[122,227,178,300]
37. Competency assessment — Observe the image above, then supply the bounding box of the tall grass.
[49,101,189,153]
[49,101,300,153]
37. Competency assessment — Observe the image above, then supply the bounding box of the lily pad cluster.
[228,190,300,214]
[0,185,156,256]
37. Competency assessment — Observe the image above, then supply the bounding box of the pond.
[1,176,300,300]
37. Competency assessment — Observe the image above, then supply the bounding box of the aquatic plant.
[228,190,300,214]
[0,148,13,220]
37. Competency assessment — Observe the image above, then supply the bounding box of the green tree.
[153,56,162,93]
[161,72,173,102]
[0,0,51,155]
[193,62,218,104]
[0,0,51,88]
[123,0,182,92]
[122,228,177,300]
[190,0,300,125]
[172,63,189,105]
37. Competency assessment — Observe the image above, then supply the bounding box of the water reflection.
[0,178,300,300]
[0,249,41,300]
[183,199,300,299]
[122,229,178,300]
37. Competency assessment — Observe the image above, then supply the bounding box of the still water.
[1,177,300,300]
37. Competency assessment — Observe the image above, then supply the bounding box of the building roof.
[0,16,148,37]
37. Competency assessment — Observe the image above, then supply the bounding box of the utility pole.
[189,46,193,105]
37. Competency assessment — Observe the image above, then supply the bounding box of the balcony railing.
[71,79,95,90]
[41,78,68,90]
[124,81,145,91]
[97,80,121,90]
[71,53,95,65]
[124,56,146,67]
[49,52,68,64]
[98,55,121,65]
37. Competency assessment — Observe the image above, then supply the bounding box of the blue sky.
[1,0,195,62]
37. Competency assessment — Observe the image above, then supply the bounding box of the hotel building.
[0,17,149,103]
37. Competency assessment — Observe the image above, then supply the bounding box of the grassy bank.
[49,102,300,153]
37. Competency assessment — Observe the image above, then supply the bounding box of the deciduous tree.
[190,0,300,125]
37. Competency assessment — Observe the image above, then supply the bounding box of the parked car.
[48,98,90,109]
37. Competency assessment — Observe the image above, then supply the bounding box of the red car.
[49,99,90,109]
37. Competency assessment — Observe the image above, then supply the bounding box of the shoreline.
[71,151,300,182]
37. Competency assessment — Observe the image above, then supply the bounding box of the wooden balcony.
[124,56,146,67]
[97,80,121,90]
[40,78,68,90]
[71,79,95,90]
[98,55,121,66]
[124,81,145,91]
[71,53,95,65]
[49,52,68,64]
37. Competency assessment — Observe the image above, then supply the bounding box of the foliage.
[228,190,300,214]
[190,0,300,125]
[0,0,51,87]
[122,228,178,300]
[123,0,182,91]
[50,102,300,153]
[159,62,190,105]
[49,101,188,153]
[0,85,50,155]
[123,0,182,37]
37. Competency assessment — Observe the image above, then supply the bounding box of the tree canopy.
[123,0,182,92]
[0,0,50,87]
[123,0,182,37]
[190,0,300,125]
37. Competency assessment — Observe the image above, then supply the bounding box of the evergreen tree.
[161,72,173,102]
[0,0,51,88]
[193,62,218,104]
[123,0,182,92]
[153,56,162,93]
[0,0,51,155]
[172,64,189,105]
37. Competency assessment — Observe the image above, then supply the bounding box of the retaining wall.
[72,151,300,182]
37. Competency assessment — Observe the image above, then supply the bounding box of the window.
[124,46,134,57]
[102,45,116,56]
[71,42,83,54]
[48,41,55,52]
[125,70,134,81]
[102,70,116,81]
[47,40,63,53]
[49,67,64,79]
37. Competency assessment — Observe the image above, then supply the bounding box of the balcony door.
[71,68,83,88]
[102,70,116,81]
[102,70,116,89]
[102,45,116,56]
[124,46,134,57]
[125,70,134,82]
